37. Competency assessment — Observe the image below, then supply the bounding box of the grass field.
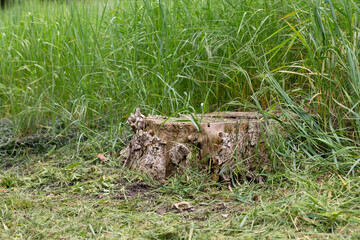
[1,0,360,238]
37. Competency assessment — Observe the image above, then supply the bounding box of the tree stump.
[122,109,274,180]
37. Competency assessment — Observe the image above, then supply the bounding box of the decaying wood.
[121,109,275,180]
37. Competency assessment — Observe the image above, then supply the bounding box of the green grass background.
[1,0,360,238]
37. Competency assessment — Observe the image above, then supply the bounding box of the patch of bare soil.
[114,179,160,200]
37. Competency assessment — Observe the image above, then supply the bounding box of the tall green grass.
[1,0,360,174]
[256,0,360,176]
[0,0,299,125]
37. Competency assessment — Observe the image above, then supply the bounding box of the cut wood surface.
[122,109,275,180]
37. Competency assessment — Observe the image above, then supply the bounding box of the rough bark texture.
[122,109,274,180]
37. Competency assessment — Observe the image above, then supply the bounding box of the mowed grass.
[1,143,360,239]
[1,0,360,238]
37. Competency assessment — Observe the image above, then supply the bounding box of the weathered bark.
[122,109,274,180]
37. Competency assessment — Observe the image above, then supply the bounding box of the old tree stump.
[121,109,274,181]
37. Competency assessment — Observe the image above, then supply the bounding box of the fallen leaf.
[97,153,108,164]
[159,180,168,184]
[173,201,192,211]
